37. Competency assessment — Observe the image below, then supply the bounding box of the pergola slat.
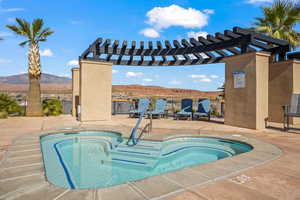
[81,27,291,66]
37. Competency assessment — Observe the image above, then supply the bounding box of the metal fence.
[112,101,134,115]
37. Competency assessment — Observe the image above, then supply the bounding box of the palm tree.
[253,0,300,49]
[218,83,225,99]
[6,18,54,116]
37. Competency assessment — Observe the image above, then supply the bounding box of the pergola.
[73,26,300,130]
[80,27,290,66]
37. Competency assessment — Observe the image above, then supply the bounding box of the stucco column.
[71,68,80,118]
[79,60,112,121]
[224,52,270,130]
[269,60,300,124]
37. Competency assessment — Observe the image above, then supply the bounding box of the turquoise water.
[40,131,252,189]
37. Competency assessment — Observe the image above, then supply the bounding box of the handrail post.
[149,113,153,134]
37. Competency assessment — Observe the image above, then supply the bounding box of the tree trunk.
[26,42,43,117]
[26,75,43,116]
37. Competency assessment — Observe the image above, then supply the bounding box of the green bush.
[43,98,63,116]
[0,93,24,116]
[149,97,157,111]
[0,111,8,119]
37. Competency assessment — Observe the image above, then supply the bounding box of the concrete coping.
[79,60,113,66]
[223,51,271,62]
[0,127,282,200]
[271,59,300,65]
[71,68,79,71]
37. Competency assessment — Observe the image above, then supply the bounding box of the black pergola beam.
[81,27,291,66]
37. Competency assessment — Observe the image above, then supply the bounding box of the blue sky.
[0,0,299,91]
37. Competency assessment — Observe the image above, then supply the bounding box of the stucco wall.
[80,60,112,121]
[71,68,80,117]
[269,60,300,124]
[224,52,270,130]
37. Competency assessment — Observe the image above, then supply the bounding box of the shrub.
[43,98,63,116]
[0,111,8,119]
[149,97,157,111]
[0,93,24,116]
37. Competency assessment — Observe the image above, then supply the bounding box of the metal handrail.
[136,114,152,142]
[127,113,152,146]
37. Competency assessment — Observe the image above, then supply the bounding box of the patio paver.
[0,115,299,199]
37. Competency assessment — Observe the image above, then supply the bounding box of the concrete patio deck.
[0,115,300,200]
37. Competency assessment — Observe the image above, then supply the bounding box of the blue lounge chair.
[175,99,193,120]
[147,99,167,119]
[193,99,211,121]
[283,93,300,131]
[129,98,150,118]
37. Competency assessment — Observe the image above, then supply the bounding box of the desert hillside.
[0,73,222,99]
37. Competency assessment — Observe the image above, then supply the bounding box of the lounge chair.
[175,99,193,120]
[193,99,211,121]
[283,93,300,131]
[147,99,167,119]
[129,98,150,118]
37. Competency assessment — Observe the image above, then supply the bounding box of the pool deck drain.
[0,127,282,200]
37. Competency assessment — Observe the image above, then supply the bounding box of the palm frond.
[32,18,44,39]
[15,18,31,39]
[19,40,30,47]
[252,0,300,49]
[6,18,54,46]
[6,25,26,36]
[37,28,54,41]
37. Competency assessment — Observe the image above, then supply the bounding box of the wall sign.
[233,70,246,88]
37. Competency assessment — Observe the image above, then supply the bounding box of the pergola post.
[71,68,80,118]
[269,60,300,124]
[79,60,112,121]
[224,52,270,130]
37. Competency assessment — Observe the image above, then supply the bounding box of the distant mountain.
[0,73,221,99]
[0,73,71,84]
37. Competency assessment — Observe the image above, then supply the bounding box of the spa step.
[110,148,161,159]
[110,153,159,169]
[116,141,162,152]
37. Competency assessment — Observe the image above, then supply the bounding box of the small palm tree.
[6,18,54,116]
[218,83,225,99]
[253,0,300,49]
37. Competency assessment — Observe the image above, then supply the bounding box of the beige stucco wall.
[269,60,300,124]
[71,68,80,117]
[224,52,270,130]
[80,60,112,121]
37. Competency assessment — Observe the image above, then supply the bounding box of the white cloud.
[169,80,181,85]
[246,0,272,3]
[1,7,24,12]
[0,58,12,63]
[146,5,211,30]
[210,75,219,79]
[40,49,53,57]
[7,17,14,22]
[189,74,216,83]
[247,0,300,3]
[187,31,208,39]
[194,78,212,83]
[143,78,153,82]
[67,60,79,66]
[0,31,12,37]
[203,9,214,14]
[0,0,24,12]
[112,69,118,74]
[126,72,143,78]
[140,28,160,38]
[189,74,206,79]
